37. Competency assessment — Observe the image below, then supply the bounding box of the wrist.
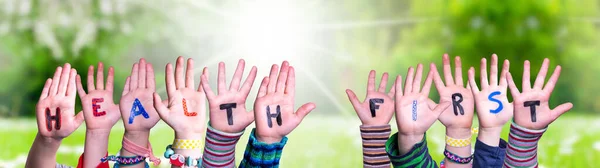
[36,133,62,147]
[446,127,472,138]
[86,129,111,138]
[174,131,203,140]
[397,133,424,155]
[256,135,283,144]
[477,127,502,147]
[123,130,150,147]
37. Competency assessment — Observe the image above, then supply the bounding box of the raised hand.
[346,70,396,126]
[432,54,475,130]
[119,58,160,132]
[154,56,207,139]
[200,59,257,133]
[36,63,84,140]
[395,64,450,136]
[76,62,120,131]
[254,61,316,143]
[468,54,513,141]
[507,58,573,130]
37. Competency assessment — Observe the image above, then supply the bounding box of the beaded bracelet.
[101,155,146,166]
[443,149,473,164]
[164,144,202,167]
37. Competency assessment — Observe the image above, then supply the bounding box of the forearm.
[83,129,111,168]
[360,125,391,168]
[386,133,437,168]
[25,133,61,168]
[201,124,244,168]
[239,129,287,168]
[444,128,472,167]
[503,122,546,168]
[119,130,150,168]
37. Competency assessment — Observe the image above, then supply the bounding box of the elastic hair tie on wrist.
[443,149,473,164]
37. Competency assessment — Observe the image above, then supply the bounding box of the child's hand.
[432,54,474,130]
[36,63,84,140]
[507,58,573,130]
[395,64,450,137]
[200,59,257,133]
[253,61,316,144]
[119,58,160,132]
[154,57,207,139]
[76,62,120,132]
[468,54,513,137]
[346,70,395,126]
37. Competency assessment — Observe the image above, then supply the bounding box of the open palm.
[346,70,396,126]
[76,63,120,131]
[432,54,475,129]
[120,58,160,132]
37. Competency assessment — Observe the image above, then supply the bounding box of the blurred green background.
[0,0,599,167]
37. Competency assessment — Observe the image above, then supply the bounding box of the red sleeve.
[76,152,110,168]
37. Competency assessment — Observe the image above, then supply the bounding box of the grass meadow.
[1,114,599,167]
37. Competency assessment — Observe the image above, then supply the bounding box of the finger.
[276,61,290,94]
[267,64,279,93]
[106,67,115,92]
[130,63,139,89]
[175,57,185,89]
[138,58,147,89]
[523,60,532,91]
[454,56,464,86]
[551,102,573,121]
[285,66,296,95]
[87,65,95,91]
[499,59,510,87]
[367,70,376,92]
[378,72,389,93]
[533,58,550,90]
[186,58,195,88]
[543,65,562,93]
[480,58,489,90]
[404,67,414,94]
[76,75,86,98]
[506,72,520,97]
[240,66,258,97]
[122,76,131,96]
[345,89,362,110]
[40,78,53,100]
[96,62,105,90]
[67,69,77,97]
[432,101,451,117]
[49,66,63,96]
[200,73,216,100]
[442,54,455,85]
[412,64,424,93]
[295,102,316,121]
[421,70,433,96]
[230,59,245,91]
[257,76,269,98]
[146,63,155,91]
[430,63,445,91]
[165,63,177,95]
[490,54,499,86]
[468,67,480,93]
[394,75,403,97]
[153,93,169,120]
[73,111,85,128]
[57,63,71,95]
[388,78,397,98]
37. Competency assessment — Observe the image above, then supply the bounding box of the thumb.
[295,102,316,122]
[551,102,573,121]
[432,101,451,117]
[74,111,85,128]
[153,93,169,120]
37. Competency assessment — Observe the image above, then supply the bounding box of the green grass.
[1,115,599,167]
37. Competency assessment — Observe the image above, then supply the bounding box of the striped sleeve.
[360,124,391,168]
[201,124,244,168]
[386,133,438,168]
[503,122,547,168]
[239,128,287,168]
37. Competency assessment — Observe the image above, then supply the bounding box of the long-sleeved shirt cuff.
[385,133,437,168]
[202,123,245,168]
[239,128,287,168]
[360,124,392,168]
[503,122,547,168]
[473,138,507,168]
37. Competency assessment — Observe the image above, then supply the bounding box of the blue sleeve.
[472,138,507,168]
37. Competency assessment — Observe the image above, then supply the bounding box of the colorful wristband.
[443,149,473,164]
[173,139,202,149]
[164,144,203,167]
[445,128,478,147]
